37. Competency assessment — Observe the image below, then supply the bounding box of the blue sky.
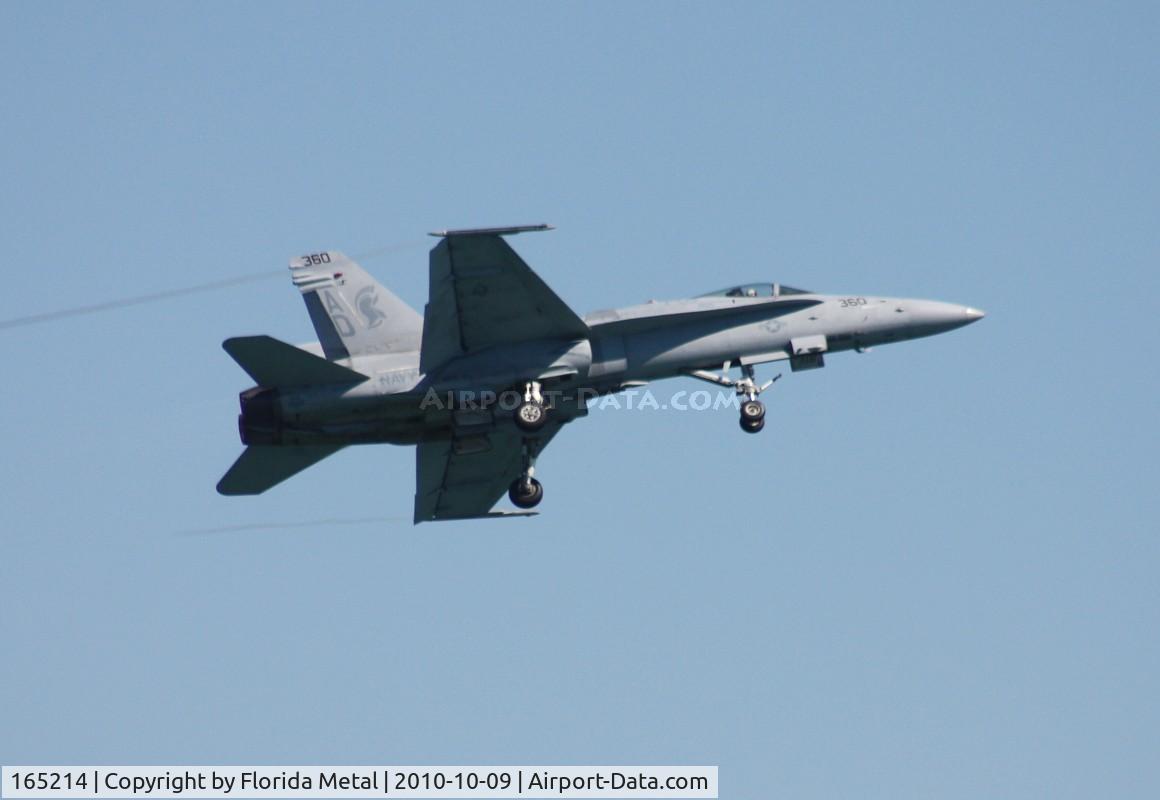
[1,3,1157,797]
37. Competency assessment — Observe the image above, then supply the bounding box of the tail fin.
[217,445,344,495]
[290,251,422,359]
[222,335,368,387]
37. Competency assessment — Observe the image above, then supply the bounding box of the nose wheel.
[740,398,766,433]
[740,398,766,421]
[686,361,780,434]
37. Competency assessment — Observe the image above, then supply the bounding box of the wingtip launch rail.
[428,223,555,238]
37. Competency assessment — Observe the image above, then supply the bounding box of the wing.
[414,423,566,523]
[420,227,589,373]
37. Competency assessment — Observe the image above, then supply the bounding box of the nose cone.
[903,300,986,337]
[935,303,986,332]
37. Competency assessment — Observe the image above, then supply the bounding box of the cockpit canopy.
[698,282,812,299]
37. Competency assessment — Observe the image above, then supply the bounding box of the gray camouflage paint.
[218,227,983,521]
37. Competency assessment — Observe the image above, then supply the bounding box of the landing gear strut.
[508,439,545,509]
[686,361,780,435]
[513,380,548,433]
[736,364,769,434]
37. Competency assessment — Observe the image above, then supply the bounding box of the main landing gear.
[686,361,781,435]
[513,380,548,433]
[508,438,544,509]
[511,382,546,507]
[509,476,544,508]
[506,382,551,510]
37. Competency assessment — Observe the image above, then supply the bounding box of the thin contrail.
[0,240,425,331]
[0,270,281,330]
[177,516,407,535]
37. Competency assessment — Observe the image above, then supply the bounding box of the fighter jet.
[218,225,983,522]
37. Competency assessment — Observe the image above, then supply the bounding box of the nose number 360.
[839,297,868,307]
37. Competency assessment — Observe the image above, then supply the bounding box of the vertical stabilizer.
[290,251,422,359]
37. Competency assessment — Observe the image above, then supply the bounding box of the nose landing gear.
[686,361,780,434]
[736,364,773,434]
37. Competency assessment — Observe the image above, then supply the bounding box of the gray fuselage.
[239,290,983,447]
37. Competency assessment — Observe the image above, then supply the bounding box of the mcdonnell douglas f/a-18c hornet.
[218,225,983,522]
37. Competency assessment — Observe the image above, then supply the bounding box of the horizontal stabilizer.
[217,445,344,495]
[222,335,368,387]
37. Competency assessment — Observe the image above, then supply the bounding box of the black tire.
[508,477,544,508]
[740,416,765,434]
[740,399,766,422]
[514,400,548,432]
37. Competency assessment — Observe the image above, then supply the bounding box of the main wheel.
[740,416,765,434]
[740,399,766,422]
[514,400,548,432]
[508,477,544,508]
